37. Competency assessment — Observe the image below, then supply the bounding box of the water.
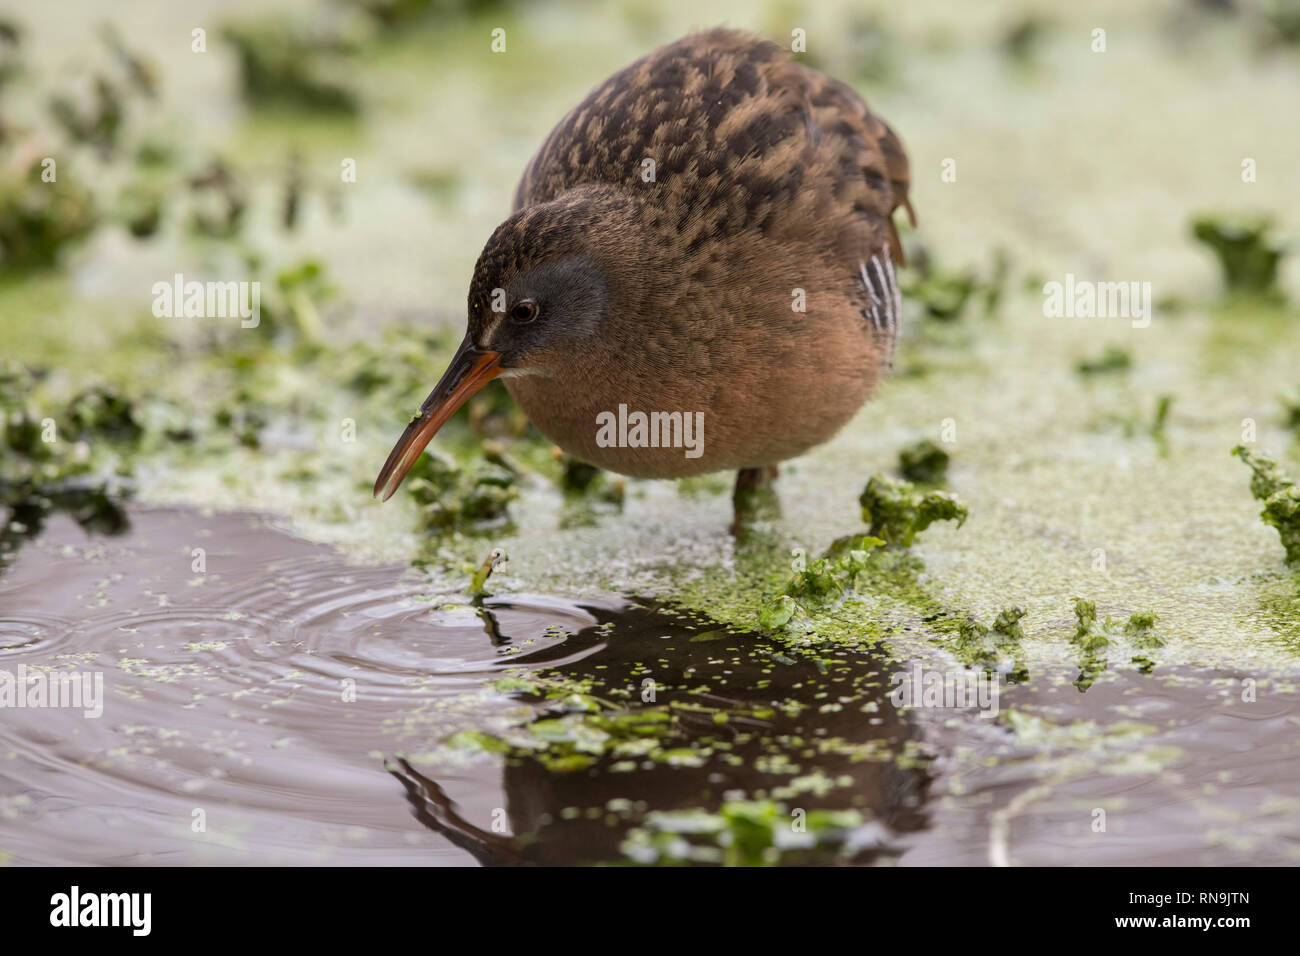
[0,507,928,865]
[2,507,1297,865]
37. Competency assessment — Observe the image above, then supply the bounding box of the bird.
[373,28,914,520]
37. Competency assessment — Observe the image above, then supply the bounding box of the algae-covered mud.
[2,0,1300,868]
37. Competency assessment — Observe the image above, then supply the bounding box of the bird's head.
[373,186,646,501]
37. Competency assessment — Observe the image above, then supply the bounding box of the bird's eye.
[510,299,539,323]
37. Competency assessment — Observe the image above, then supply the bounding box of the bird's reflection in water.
[390,598,931,865]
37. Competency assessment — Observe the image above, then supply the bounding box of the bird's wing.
[511,28,913,360]
[797,69,915,263]
[783,59,911,363]
[857,247,902,367]
[513,30,913,236]
[511,29,792,212]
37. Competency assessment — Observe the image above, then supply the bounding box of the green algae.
[897,438,949,484]
[755,539,890,639]
[0,162,97,272]
[222,18,362,114]
[554,451,625,527]
[1233,445,1300,564]
[64,387,144,444]
[1070,598,1164,689]
[949,607,1029,682]
[858,474,967,547]
[410,459,518,534]
[0,367,137,562]
[902,245,1010,324]
[905,266,979,322]
[621,799,865,867]
[439,667,770,775]
[1191,213,1287,301]
[757,594,804,632]
[1281,387,1300,431]
[1076,345,1132,376]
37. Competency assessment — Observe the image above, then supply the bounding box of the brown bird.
[374,28,914,516]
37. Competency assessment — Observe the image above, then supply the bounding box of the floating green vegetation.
[185,162,247,240]
[115,178,164,239]
[1233,445,1300,564]
[757,593,806,632]
[64,387,144,444]
[555,451,625,527]
[0,162,97,272]
[1096,393,1175,446]
[752,475,969,642]
[0,18,174,271]
[1191,213,1287,301]
[621,799,865,866]
[338,326,460,399]
[556,454,606,494]
[0,18,21,93]
[0,365,145,552]
[786,556,849,604]
[905,267,976,322]
[758,539,884,635]
[1070,598,1163,689]
[444,673,767,775]
[265,259,335,341]
[49,78,124,156]
[1124,611,1162,674]
[1255,1,1300,51]
[1076,345,1132,376]
[1000,14,1051,68]
[212,400,266,450]
[342,0,509,32]
[222,18,362,114]
[45,26,155,158]
[902,245,1009,323]
[859,474,967,547]
[897,438,949,484]
[1151,394,1174,438]
[403,448,518,534]
[949,606,1029,682]
[1,366,144,476]
[1280,387,1300,431]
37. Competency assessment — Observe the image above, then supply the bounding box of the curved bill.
[373,337,503,502]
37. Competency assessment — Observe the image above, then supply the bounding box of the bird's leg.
[731,465,781,536]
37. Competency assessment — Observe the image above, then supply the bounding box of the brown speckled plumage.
[376,28,914,502]
[513,29,911,257]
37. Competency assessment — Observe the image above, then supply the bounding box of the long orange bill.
[373,337,503,502]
